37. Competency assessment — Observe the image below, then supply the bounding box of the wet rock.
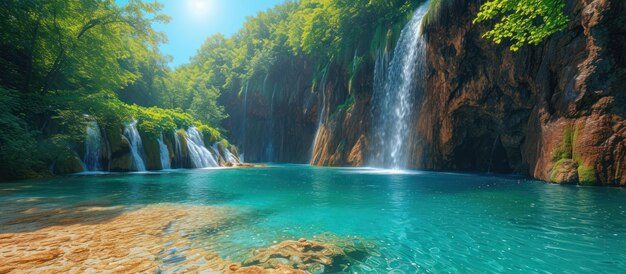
[418,0,625,184]
[53,154,84,175]
[242,239,344,271]
[550,159,579,184]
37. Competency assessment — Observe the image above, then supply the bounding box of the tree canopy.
[473,0,569,51]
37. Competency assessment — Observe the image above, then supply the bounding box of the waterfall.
[310,62,331,162]
[123,120,146,171]
[83,121,102,171]
[266,84,276,162]
[174,131,185,168]
[185,127,218,168]
[158,134,171,170]
[241,80,249,162]
[212,143,240,164]
[370,4,428,169]
[224,148,240,164]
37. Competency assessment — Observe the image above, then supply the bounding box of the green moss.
[176,129,189,160]
[553,127,574,162]
[616,158,622,182]
[197,124,221,145]
[348,56,364,94]
[578,165,597,185]
[572,125,580,162]
[53,154,84,175]
[422,0,446,29]
[141,135,161,170]
[331,95,355,119]
[549,158,570,183]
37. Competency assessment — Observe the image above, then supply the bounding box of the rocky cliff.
[418,0,625,185]
[223,0,626,185]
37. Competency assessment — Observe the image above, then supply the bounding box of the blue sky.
[117,0,288,67]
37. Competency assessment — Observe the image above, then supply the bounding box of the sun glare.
[187,0,212,18]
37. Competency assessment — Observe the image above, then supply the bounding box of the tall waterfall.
[310,63,331,162]
[123,120,147,171]
[266,84,276,162]
[174,131,184,167]
[84,121,102,171]
[370,4,428,169]
[158,134,171,169]
[186,127,218,168]
[240,80,249,162]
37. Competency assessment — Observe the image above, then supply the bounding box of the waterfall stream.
[83,121,102,171]
[186,127,219,168]
[310,62,331,162]
[241,80,249,162]
[158,134,171,170]
[370,4,428,169]
[266,84,276,162]
[123,121,147,171]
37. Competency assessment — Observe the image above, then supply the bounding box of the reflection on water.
[1,165,626,272]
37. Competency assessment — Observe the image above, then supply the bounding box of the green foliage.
[0,88,46,179]
[0,0,230,180]
[577,165,597,185]
[337,95,355,113]
[473,0,569,51]
[197,124,221,144]
[422,0,447,29]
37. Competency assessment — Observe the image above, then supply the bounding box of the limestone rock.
[550,159,579,184]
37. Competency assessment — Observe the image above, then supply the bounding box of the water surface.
[1,165,625,273]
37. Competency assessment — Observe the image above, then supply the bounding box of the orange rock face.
[417,0,625,185]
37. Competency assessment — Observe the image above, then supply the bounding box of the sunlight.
[186,0,212,19]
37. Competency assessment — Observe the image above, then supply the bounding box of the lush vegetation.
[0,0,223,180]
[179,0,424,103]
[0,0,572,179]
[473,0,569,51]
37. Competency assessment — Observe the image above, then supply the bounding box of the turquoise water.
[2,165,626,272]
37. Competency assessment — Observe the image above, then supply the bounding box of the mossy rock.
[550,159,579,184]
[553,127,574,162]
[163,132,176,167]
[229,145,240,158]
[174,130,191,168]
[110,154,133,172]
[141,135,161,170]
[105,125,126,155]
[577,165,598,185]
[110,137,133,171]
[54,154,84,175]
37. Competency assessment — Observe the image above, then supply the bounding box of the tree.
[473,0,569,51]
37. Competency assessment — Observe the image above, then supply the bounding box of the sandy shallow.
[0,203,241,273]
[0,203,366,274]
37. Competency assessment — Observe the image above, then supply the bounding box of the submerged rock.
[242,239,343,271]
[239,235,373,273]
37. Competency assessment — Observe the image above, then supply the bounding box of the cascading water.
[310,62,331,162]
[83,121,102,171]
[123,120,147,171]
[212,143,240,164]
[370,4,428,169]
[185,127,218,168]
[266,84,276,162]
[158,134,171,170]
[174,131,184,167]
[240,80,249,162]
